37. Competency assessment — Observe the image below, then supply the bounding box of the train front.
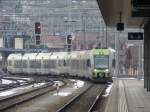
[92,49,112,83]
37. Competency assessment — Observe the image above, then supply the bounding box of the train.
[7,48,115,82]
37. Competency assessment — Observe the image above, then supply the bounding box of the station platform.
[105,78,150,112]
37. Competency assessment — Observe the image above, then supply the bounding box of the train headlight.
[105,69,109,72]
[94,69,97,72]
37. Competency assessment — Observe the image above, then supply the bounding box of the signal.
[67,35,72,44]
[36,35,40,45]
[35,22,41,34]
[67,35,72,52]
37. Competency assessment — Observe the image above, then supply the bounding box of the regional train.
[7,49,115,82]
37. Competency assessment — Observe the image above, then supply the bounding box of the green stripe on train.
[92,49,109,55]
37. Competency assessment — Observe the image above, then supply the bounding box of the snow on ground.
[103,84,113,97]
[53,79,85,96]
[1,79,16,84]
[0,82,46,97]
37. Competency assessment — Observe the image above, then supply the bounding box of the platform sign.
[128,32,143,40]
[132,0,150,17]
[132,0,150,7]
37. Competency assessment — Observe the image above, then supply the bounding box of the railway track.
[0,76,34,91]
[56,84,106,112]
[0,80,65,111]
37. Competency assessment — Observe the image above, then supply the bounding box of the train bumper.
[92,69,112,83]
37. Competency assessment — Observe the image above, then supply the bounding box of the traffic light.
[128,32,143,40]
[67,35,72,45]
[36,35,40,45]
[35,22,41,34]
[67,35,72,52]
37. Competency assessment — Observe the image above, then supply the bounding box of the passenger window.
[63,60,66,66]
[87,59,91,67]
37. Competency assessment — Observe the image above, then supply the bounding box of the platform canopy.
[97,0,147,28]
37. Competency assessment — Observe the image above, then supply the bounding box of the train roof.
[49,52,59,59]
[56,52,68,59]
[36,53,51,60]
[22,53,38,60]
[8,53,22,60]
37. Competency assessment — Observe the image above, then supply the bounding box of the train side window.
[9,61,12,66]
[49,60,52,68]
[22,60,27,68]
[87,59,91,67]
[44,60,49,68]
[50,60,52,68]
[48,60,51,68]
[53,60,56,68]
[63,60,66,66]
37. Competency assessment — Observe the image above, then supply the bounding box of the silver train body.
[7,49,115,82]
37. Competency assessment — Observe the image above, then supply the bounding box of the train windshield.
[94,56,109,69]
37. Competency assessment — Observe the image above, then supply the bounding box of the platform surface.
[105,78,150,112]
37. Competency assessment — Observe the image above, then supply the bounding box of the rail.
[0,79,66,111]
[56,84,106,112]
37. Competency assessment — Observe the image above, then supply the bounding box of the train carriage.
[22,53,37,74]
[7,48,114,83]
[36,53,51,74]
[56,52,68,75]
[48,52,59,75]
[7,54,22,74]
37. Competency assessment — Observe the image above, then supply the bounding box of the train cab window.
[87,59,91,67]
